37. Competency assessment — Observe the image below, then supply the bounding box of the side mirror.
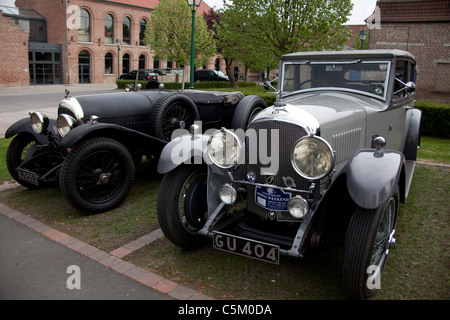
[405,81,416,93]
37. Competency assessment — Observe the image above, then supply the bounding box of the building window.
[105,52,113,74]
[123,16,131,45]
[154,58,159,69]
[79,50,90,83]
[78,8,90,42]
[139,19,147,46]
[12,19,46,42]
[123,53,130,73]
[105,14,114,44]
[139,55,146,69]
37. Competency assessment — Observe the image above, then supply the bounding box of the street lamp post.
[187,0,202,90]
[359,29,367,50]
[116,38,121,80]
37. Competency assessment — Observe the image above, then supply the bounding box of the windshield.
[281,60,391,100]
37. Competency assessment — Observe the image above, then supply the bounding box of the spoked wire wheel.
[150,93,200,142]
[343,188,399,299]
[60,137,134,213]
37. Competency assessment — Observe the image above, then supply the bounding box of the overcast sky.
[0,0,377,25]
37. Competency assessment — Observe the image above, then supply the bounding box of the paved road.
[0,84,118,137]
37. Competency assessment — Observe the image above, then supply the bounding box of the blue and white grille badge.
[246,171,256,183]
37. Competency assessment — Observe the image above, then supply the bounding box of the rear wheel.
[59,137,135,213]
[157,164,208,250]
[343,187,399,299]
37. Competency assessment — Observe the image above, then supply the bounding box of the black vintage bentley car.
[5,87,266,213]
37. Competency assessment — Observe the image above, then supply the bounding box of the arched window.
[139,54,146,69]
[123,53,130,73]
[78,50,90,83]
[123,16,131,45]
[139,19,147,46]
[78,9,90,42]
[105,52,113,74]
[105,14,114,44]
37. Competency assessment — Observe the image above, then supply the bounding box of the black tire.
[146,80,160,90]
[157,164,208,250]
[231,95,266,130]
[343,187,399,299]
[6,133,44,189]
[150,93,200,142]
[59,137,135,214]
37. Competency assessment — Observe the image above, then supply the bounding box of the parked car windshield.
[281,60,391,100]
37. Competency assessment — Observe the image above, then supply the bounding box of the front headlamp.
[291,135,334,180]
[57,114,76,137]
[218,184,237,205]
[287,196,309,219]
[207,129,242,169]
[29,111,49,134]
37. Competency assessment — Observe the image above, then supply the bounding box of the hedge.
[415,99,450,138]
[116,80,257,90]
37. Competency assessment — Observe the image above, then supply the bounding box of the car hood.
[253,91,383,134]
[59,91,166,134]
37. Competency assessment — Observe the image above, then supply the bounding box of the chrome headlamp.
[287,196,309,219]
[29,111,49,134]
[207,129,242,169]
[291,135,334,180]
[57,114,76,137]
[218,184,237,205]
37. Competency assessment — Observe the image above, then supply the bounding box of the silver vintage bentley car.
[156,50,421,299]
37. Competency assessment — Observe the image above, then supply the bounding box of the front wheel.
[6,133,45,189]
[59,137,135,213]
[157,164,208,250]
[343,188,399,299]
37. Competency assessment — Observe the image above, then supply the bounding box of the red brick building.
[1,0,214,86]
[367,0,450,102]
[0,9,29,86]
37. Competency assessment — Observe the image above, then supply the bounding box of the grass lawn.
[0,136,448,299]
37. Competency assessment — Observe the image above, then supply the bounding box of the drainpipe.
[65,0,70,84]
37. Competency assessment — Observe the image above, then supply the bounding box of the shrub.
[415,99,450,138]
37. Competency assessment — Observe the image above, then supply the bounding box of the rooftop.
[375,0,450,22]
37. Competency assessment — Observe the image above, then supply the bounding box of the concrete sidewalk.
[0,184,212,300]
[0,83,118,96]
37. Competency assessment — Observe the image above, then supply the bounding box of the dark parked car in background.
[120,69,160,89]
[156,49,422,299]
[194,69,229,82]
[5,88,266,213]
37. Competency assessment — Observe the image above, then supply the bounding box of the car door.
[387,59,416,152]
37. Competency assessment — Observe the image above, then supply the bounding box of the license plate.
[17,168,39,186]
[255,186,291,211]
[213,231,280,264]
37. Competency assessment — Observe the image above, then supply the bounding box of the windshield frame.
[280,60,392,101]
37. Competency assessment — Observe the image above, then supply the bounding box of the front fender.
[345,149,404,209]
[60,123,167,152]
[5,118,58,144]
[157,134,209,174]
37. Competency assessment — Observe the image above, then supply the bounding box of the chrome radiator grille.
[243,120,309,190]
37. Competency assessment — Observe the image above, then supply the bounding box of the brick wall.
[14,0,218,85]
[369,21,450,102]
[0,12,29,86]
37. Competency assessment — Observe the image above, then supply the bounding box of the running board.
[404,160,416,199]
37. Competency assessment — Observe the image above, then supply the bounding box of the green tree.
[217,0,353,78]
[144,0,215,69]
